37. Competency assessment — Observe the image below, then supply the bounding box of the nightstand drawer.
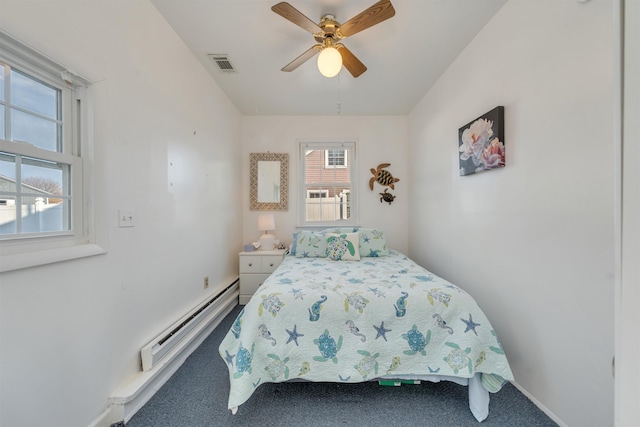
[261,255,282,273]
[239,255,262,273]
[238,249,286,305]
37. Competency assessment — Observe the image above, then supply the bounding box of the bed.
[219,229,514,422]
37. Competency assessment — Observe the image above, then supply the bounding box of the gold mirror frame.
[250,152,288,211]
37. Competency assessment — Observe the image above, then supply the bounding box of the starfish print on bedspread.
[460,313,481,336]
[289,288,306,300]
[224,350,235,367]
[373,321,392,341]
[286,324,304,346]
[368,287,386,298]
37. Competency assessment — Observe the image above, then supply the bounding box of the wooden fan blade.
[282,44,322,72]
[337,0,395,38]
[336,43,367,78]
[272,2,323,34]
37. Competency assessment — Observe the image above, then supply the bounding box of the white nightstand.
[239,249,286,304]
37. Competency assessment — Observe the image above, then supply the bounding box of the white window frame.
[0,30,103,272]
[298,140,358,228]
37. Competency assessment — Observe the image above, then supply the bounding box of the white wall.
[242,116,409,253]
[0,2,242,426]
[617,0,640,424]
[408,1,614,426]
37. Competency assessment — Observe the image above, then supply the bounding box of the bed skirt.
[229,373,490,422]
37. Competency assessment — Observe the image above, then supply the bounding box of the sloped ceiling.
[151,0,506,115]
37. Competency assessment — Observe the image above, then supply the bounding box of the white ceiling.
[151,0,506,116]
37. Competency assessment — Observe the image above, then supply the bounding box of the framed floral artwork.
[458,106,505,176]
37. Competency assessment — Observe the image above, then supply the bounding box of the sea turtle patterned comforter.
[219,251,514,410]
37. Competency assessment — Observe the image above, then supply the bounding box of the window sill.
[0,243,106,273]
[296,223,360,230]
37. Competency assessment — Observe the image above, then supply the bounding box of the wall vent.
[208,54,236,72]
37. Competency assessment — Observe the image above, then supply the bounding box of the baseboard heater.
[105,278,239,426]
[141,279,239,372]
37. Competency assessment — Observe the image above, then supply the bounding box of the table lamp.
[258,214,276,251]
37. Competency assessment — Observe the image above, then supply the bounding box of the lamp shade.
[317,47,342,78]
[258,213,275,232]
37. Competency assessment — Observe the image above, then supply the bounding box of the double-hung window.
[0,31,99,271]
[299,141,357,227]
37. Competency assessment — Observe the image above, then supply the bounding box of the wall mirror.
[250,152,288,211]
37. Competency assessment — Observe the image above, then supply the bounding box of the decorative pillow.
[290,232,299,256]
[294,231,327,258]
[326,232,360,261]
[323,227,359,234]
[358,228,389,257]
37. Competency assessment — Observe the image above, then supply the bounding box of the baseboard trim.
[87,407,112,427]
[511,381,567,427]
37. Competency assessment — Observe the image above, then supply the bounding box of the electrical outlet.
[203,276,209,289]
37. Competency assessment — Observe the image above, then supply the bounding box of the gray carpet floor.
[126,305,558,426]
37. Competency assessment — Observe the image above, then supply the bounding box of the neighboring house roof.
[0,174,55,197]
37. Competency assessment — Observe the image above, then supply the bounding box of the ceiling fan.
[271,0,395,78]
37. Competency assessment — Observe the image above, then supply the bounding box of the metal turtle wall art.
[379,188,395,205]
[370,163,399,205]
[369,163,399,190]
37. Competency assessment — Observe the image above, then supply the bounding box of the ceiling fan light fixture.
[272,0,395,78]
[317,46,342,77]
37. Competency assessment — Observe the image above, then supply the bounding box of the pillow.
[294,231,327,258]
[323,227,359,234]
[358,228,389,257]
[290,232,299,256]
[326,232,360,261]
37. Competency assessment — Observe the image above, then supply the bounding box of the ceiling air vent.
[208,54,236,73]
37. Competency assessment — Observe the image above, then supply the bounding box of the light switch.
[118,208,135,227]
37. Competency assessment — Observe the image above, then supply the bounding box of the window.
[325,149,347,168]
[306,190,329,199]
[0,31,101,271]
[299,141,357,226]
[0,153,71,235]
